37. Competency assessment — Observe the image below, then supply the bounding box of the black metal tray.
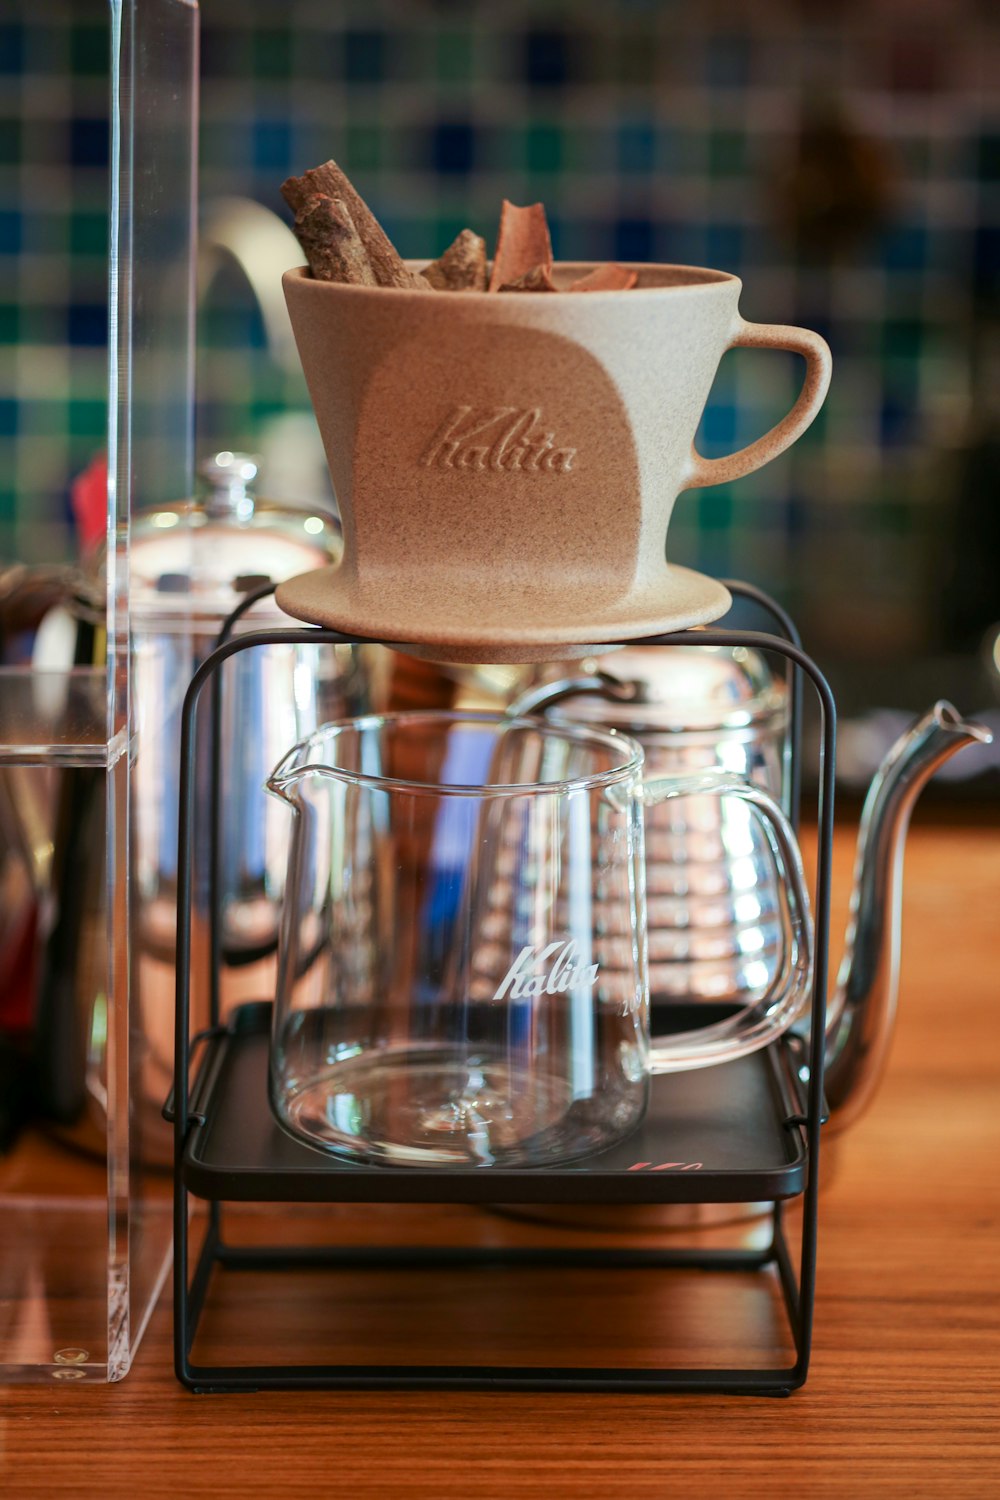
[181,1001,810,1206]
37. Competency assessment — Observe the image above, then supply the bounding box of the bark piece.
[498,263,559,293]
[569,263,638,292]
[488,200,553,292]
[292,193,379,285]
[282,159,428,290]
[420,229,488,291]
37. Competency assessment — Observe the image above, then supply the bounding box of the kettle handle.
[505,671,634,721]
[639,771,814,1073]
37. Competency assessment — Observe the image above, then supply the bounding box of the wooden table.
[2,820,998,1497]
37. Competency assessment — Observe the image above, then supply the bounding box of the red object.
[0,898,37,1036]
[69,451,108,557]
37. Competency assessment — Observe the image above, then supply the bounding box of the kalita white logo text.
[493,940,599,1001]
[420,406,577,474]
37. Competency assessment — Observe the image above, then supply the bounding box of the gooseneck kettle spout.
[824,701,993,1132]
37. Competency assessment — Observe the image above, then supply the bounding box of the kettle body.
[522,645,789,1009]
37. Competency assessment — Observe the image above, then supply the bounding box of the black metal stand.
[170,582,836,1395]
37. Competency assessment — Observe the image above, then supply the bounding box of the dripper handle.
[684,318,832,489]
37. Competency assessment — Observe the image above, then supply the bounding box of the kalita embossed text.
[420,406,578,474]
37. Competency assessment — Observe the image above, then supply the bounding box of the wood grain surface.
[2,820,998,1498]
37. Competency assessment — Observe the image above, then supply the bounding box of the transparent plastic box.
[0,0,197,1381]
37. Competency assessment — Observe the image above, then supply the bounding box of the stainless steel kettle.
[120,453,372,1150]
[1,453,371,1158]
[512,647,991,1138]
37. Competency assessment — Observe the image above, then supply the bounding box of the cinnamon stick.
[498,263,559,293]
[282,159,428,290]
[292,194,379,286]
[488,200,553,292]
[421,229,488,291]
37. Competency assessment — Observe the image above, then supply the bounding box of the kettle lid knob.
[199,451,261,521]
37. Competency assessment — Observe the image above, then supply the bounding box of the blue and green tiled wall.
[2,0,998,654]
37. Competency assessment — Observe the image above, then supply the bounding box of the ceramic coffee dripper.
[265,711,813,1169]
[278,263,832,661]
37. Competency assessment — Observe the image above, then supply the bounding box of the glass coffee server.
[169,579,836,1395]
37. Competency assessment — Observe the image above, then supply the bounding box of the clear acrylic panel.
[0,667,112,766]
[0,0,198,1381]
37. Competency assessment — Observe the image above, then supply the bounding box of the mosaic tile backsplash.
[2,0,998,657]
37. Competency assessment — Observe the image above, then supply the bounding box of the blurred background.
[1,0,998,764]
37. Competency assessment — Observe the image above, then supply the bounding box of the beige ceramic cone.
[278,262,831,662]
